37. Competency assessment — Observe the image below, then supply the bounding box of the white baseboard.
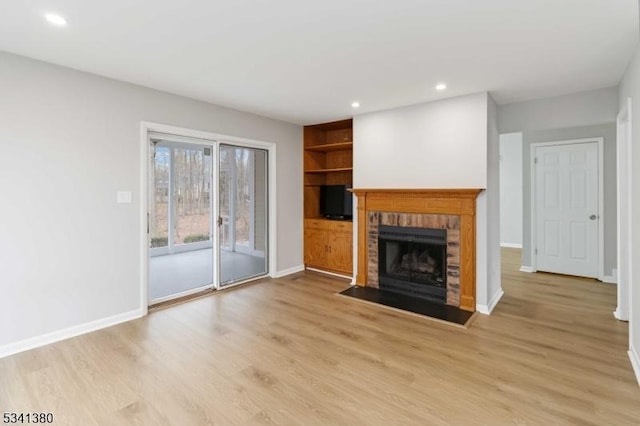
[0,308,144,359]
[477,288,504,315]
[275,264,305,278]
[500,243,523,249]
[602,268,617,284]
[306,267,352,280]
[629,345,640,387]
[613,309,629,321]
[520,265,534,273]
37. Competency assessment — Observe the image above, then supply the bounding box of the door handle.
[589,214,598,220]
[217,216,223,227]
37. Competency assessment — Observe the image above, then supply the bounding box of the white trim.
[0,309,143,359]
[213,143,221,288]
[530,137,604,280]
[146,123,275,148]
[140,124,150,316]
[268,148,277,279]
[500,242,523,248]
[616,98,632,322]
[149,284,215,305]
[306,267,353,280]
[614,310,628,321]
[275,265,306,278]
[601,275,617,284]
[629,345,640,387]
[140,122,278,311]
[477,289,504,315]
[520,265,534,273]
[220,273,270,289]
[149,132,216,145]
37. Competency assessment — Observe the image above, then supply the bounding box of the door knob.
[589,214,598,220]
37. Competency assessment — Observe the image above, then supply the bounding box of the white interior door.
[534,141,599,278]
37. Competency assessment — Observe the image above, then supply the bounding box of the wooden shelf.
[304,119,354,276]
[305,142,353,152]
[305,167,353,173]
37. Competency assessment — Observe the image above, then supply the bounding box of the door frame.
[140,122,277,314]
[616,98,632,321]
[529,137,604,280]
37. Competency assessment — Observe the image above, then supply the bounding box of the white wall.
[476,94,503,314]
[499,133,523,247]
[499,87,619,133]
[619,40,640,384]
[0,52,303,352]
[353,92,502,314]
[353,92,488,189]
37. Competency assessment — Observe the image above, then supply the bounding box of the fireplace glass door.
[378,225,447,303]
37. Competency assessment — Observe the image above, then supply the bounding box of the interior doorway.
[530,138,604,279]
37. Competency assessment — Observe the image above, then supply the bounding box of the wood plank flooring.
[1,248,639,425]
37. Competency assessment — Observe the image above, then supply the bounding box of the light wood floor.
[1,248,639,425]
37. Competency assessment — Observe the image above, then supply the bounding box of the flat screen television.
[320,185,352,220]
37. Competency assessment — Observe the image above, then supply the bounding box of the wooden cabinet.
[304,226,328,267]
[327,229,352,273]
[303,119,354,276]
[304,219,353,275]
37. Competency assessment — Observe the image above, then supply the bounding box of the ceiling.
[0,0,638,125]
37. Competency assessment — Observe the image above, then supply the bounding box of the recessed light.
[435,83,447,91]
[45,13,67,27]
[351,101,360,108]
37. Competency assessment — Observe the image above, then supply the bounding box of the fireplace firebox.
[378,225,447,303]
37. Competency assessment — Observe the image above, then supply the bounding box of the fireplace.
[378,225,447,303]
[352,189,480,311]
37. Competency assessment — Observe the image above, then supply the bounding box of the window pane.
[150,146,169,248]
[173,147,211,245]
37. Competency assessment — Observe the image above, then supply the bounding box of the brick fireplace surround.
[351,189,481,312]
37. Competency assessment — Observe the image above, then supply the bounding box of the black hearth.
[378,225,447,304]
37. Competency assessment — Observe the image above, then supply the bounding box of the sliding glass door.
[149,138,214,303]
[218,144,268,286]
[147,136,270,304]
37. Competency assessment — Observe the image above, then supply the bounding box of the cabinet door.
[327,230,352,273]
[304,228,328,268]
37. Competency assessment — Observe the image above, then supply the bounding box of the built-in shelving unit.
[305,142,353,152]
[305,167,353,173]
[303,119,353,276]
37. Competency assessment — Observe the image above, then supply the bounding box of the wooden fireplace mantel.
[351,188,482,312]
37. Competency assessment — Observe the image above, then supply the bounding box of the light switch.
[117,191,132,204]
